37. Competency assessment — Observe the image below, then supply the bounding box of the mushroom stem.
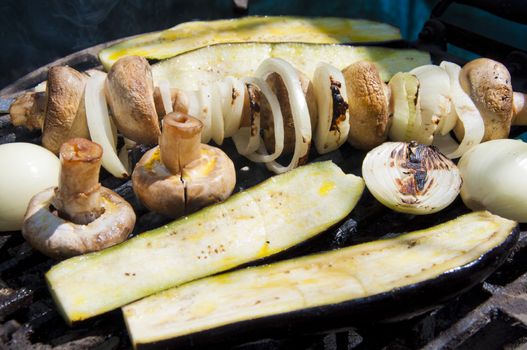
[160,112,203,174]
[513,92,527,126]
[54,138,104,225]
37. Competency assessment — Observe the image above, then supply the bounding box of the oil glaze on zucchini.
[151,43,431,91]
[123,211,518,349]
[99,16,403,69]
[46,161,364,323]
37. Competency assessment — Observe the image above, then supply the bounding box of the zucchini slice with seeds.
[151,43,430,91]
[99,16,402,70]
[123,211,518,349]
[46,161,364,323]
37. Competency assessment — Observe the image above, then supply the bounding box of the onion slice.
[211,83,225,145]
[256,58,311,174]
[388,72,421,142]
[157,79,173,115]
[313,62,349,154]
[232,83,261,156]
[362,141,462,214]
[223,77,245,138]
[434,62,484,159]
[410,65,451,141]
[241,77,284,163]
[85,71,129,178]
[197,87,213,143]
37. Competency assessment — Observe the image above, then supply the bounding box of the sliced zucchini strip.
[99,16,402,69]
[151,43,431,91]
[123,211,517,348]
[46,161,364,323]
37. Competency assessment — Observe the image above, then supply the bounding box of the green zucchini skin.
[126,214,519,350]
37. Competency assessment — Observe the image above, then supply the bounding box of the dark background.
[0,0,526,89]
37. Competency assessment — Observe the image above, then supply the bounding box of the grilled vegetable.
[99,16,403,70]
[459,139,527,222]
[42,66,90,154]
[105,56,161,145]
[132,113,236,218]
[151,43,431,91]
[46,161,364,323]
[0,143,60,232]
[362,142,462,214]
[343,61,390,150]
[123,211,518,349]
[23,138,135,259]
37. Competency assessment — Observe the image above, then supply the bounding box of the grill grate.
[1,112,526,349]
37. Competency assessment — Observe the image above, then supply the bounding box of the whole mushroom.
[132,112,236,218]
[105,56,161,145]
[22,138,136,259]
[342,61,391,150]
[457,58,513,141]
[42,66,91,154]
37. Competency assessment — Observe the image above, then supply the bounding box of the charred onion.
[362,141,462,214]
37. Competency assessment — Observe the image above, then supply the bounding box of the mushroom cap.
[342,61,390,150]
[458,58,513,141]
[105,56,161,145]
[42,66,90,154]
[132,147,186,218]
[183,144,236,214]
[260,70,317,155]
[22,186,135,260]
[132,144,235,218]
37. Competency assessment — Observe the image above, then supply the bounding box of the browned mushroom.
[42,66,90,154]
[9,91,46,130]
[22,138,135,259]
[105,56,161,144]
[132,112,236,218]
[342,61,391,150]
[457,58,514,141]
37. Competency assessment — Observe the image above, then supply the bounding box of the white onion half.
[256,58,312,174]
[85,72,129,178]
[434,62,484,159]
[458,139,527,222]
[410,65,452,140]
[362,141,462,214]
[313,62,350,154]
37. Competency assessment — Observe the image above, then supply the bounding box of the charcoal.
[0,288,33,320]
